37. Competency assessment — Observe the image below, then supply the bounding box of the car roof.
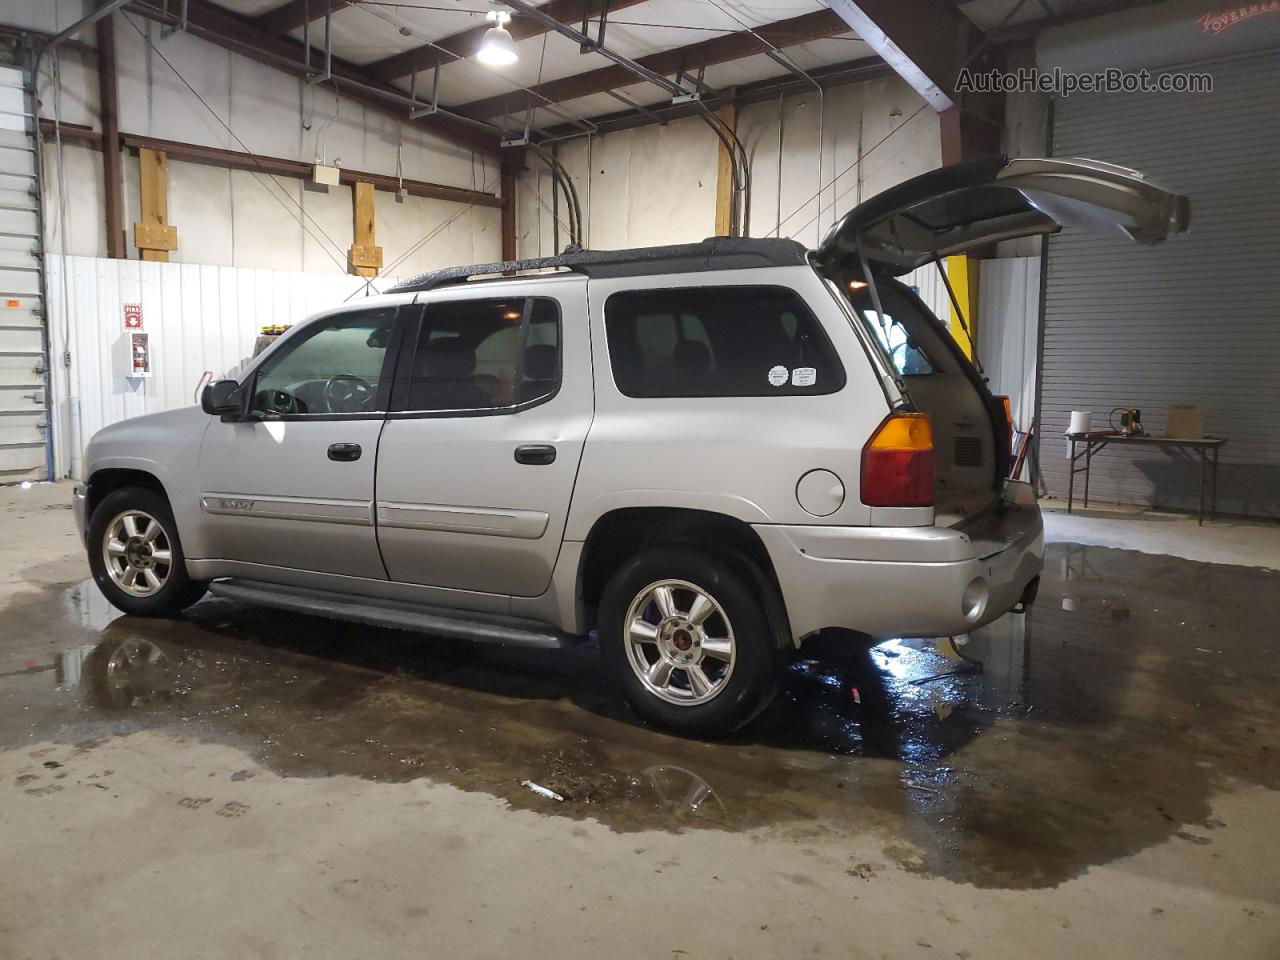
[387,237,811,294]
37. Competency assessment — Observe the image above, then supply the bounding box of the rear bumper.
[754,485,1044,641]
[73,484,89,548]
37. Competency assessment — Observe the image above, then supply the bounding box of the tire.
[87,485,208,617]
[599,545,787,737]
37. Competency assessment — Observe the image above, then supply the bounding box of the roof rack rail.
[387,237,811,293]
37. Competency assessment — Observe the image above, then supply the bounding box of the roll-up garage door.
[0,58,48,483]
[1039,51,1280,518]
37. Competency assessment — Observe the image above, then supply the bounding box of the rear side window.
[400,297,560,412]
[605,286,844,398]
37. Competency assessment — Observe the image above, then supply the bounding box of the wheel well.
[578,507,790,641]
[85,468,168,522]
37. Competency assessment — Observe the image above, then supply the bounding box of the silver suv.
[74,157,1188,736]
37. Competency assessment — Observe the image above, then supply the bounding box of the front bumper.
[754,484,1044,641]
[73,484,89,548]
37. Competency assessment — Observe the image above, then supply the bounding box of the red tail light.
[861,413,935,507]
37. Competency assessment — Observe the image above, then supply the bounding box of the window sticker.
[791,367,817,387]
[767,365,789,387]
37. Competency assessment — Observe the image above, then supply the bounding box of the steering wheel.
[255,387,302,415]
[323,374,375,413]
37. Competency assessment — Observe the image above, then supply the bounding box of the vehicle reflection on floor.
[4,540,1278,888]
[19,570,1035,823]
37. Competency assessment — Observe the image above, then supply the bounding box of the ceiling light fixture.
[477,10,517,67]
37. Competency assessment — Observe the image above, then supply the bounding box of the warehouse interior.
[1,0,1278,957]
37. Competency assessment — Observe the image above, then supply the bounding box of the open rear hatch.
[816,155,1190,523]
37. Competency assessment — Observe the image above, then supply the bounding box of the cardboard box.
[1166,404,1203,439]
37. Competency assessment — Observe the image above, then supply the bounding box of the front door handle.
[328,442,362,462]
[514,443,557,465]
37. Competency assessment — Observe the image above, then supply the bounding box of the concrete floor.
[2,481,1277,959]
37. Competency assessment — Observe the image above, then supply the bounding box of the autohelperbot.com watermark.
[957,66,1214,98]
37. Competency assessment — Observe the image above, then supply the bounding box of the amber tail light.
[997,394,1014,448]
[860,413,935,507]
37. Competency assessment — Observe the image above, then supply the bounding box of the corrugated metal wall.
[46,255,393,479]
[1040,51,1280,517]
[0,60,47,483]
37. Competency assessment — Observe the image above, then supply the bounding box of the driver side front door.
[196,304,405,580]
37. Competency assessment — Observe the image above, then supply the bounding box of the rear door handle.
[328,442,362,462]
[514,443,557,465]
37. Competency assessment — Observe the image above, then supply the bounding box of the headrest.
[523,343,558,381]
[672,339,711,374]
[417,336,476,379]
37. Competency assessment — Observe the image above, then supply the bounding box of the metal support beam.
[362,0,649,84]
[254,0,351,38]
[37,119,504,208]
[501,0,684,97]
[821,0,978,111]
[457,8,852,120]
[939,105,1003,164]
[536,54,889,140]
[125,0,502,154]
[44,0,132,50]
[95,13,126,259]
[500,158,518,261]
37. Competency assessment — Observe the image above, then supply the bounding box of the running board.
[207,579,580,650]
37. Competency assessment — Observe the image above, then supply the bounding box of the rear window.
[846,282,940,376]
[605,286,844,398]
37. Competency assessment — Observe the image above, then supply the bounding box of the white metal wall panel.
[1040,52,1280,517]
[978,256,1041,433]
[0,62,46,482]
[46,255,394,478]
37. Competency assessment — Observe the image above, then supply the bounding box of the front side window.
[401,297,561,412]
[605,286,844,398]
[250,308,395,416]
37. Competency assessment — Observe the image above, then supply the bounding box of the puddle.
[1,543,1277,888]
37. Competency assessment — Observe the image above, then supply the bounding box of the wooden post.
[96,14,125,259]
[348,180,383,277]
[713,88,737,238]
[133,147,178,261]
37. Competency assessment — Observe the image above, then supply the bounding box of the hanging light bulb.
[477,10,518,67]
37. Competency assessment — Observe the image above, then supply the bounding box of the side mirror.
[201,379,243,418]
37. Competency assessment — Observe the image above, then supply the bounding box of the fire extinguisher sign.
[123,303,144,331]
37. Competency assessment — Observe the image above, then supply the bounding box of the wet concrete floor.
[3,541,1277,893]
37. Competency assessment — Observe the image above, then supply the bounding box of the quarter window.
[250,308,396,416]
[605,286,844,398]
[401,297,561,412]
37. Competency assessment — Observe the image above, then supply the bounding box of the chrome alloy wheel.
[623,579,736,706]
[102,510,172,597]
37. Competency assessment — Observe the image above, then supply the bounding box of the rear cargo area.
[842,278,1001,525]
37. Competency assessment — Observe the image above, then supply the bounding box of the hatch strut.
[853,235,911,404]
[854,235,889,337]
[934,257,984,375]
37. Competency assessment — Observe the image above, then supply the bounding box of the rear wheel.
[599,545,785,737]
[88,486,208,616]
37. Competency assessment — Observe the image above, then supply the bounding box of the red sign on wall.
[123,303,143,331]
[1199,1,1280,34]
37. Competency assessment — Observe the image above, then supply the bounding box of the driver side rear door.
[196,304,406,580]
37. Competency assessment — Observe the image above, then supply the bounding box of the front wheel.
[599,546,786,737]
[87,486,208,617]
